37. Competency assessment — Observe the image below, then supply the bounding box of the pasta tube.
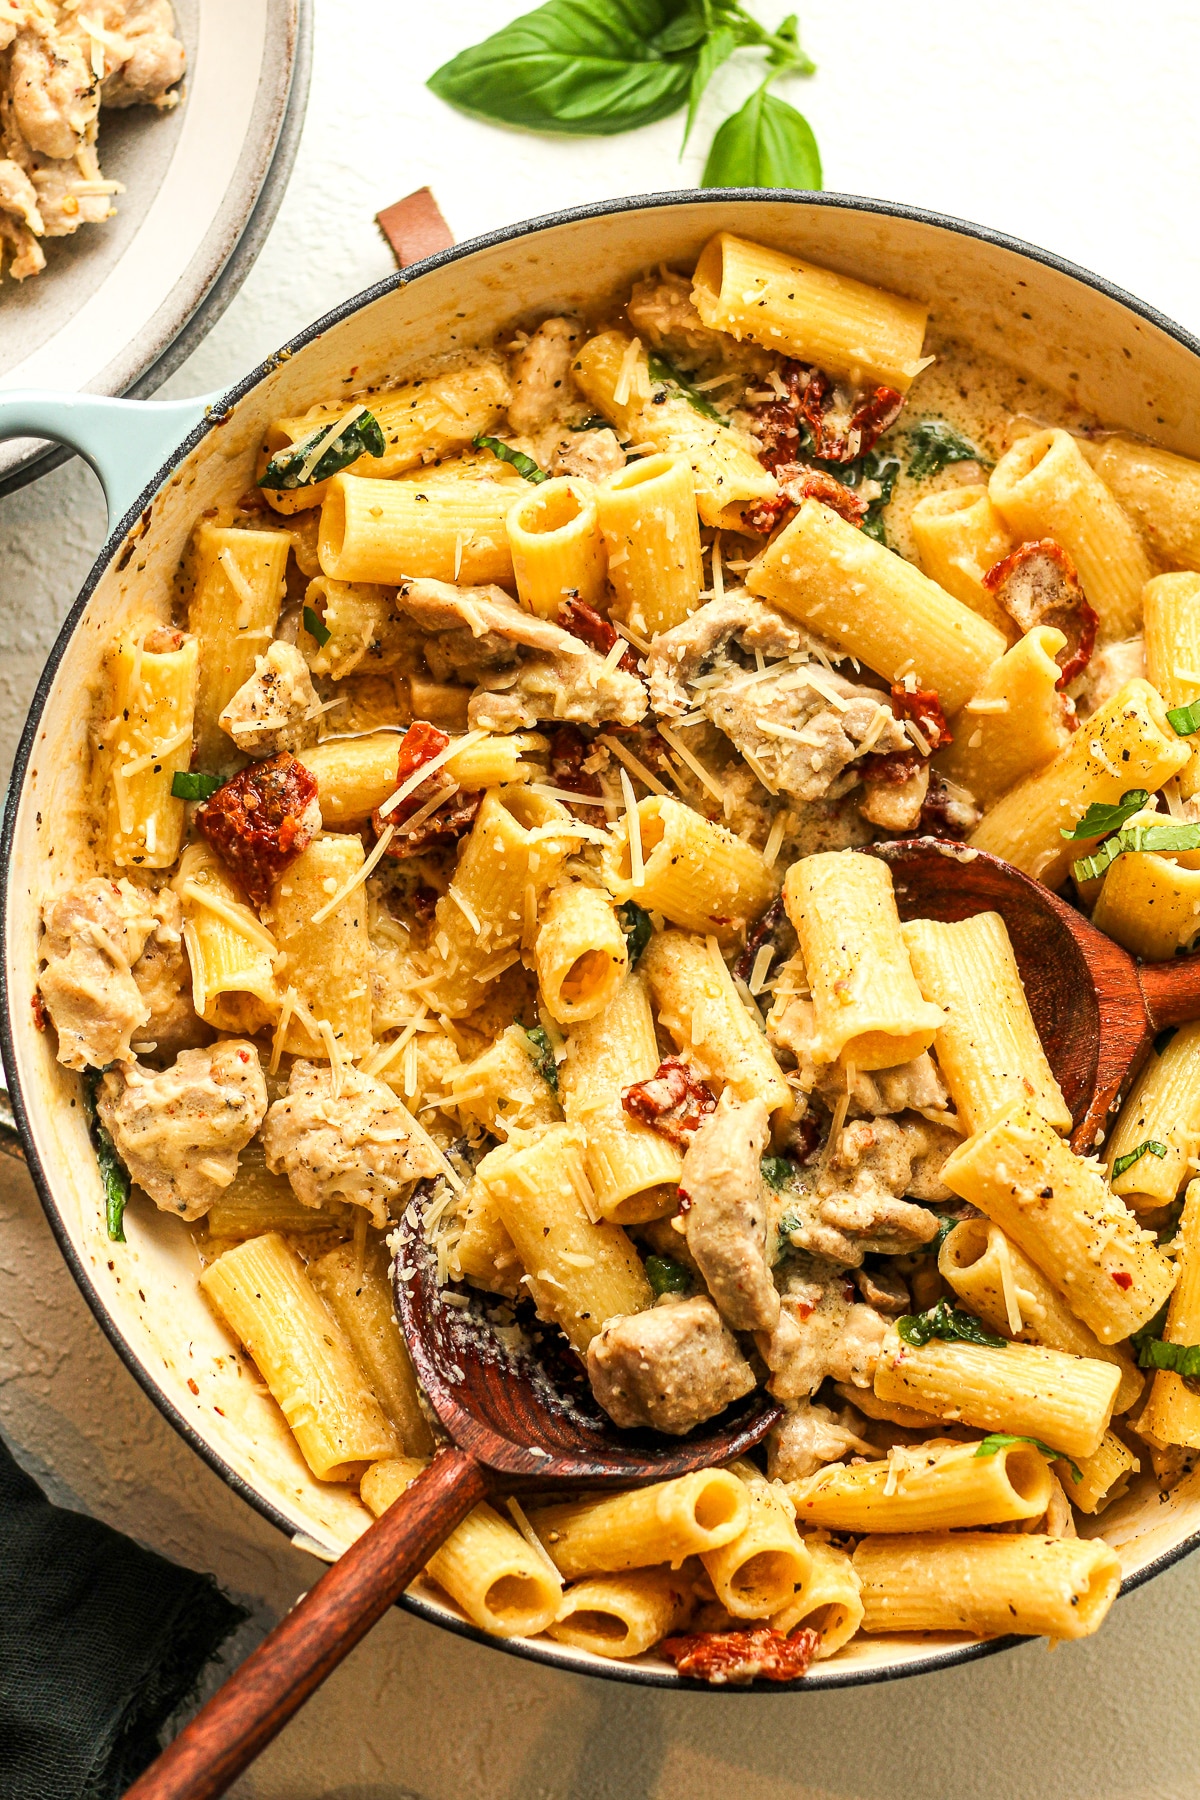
[480,1124,653,1352]
[746,499,1006,715]
[269,835,373,1060]
[968,679,1190,887]
[941,1101,1177,1343]
[770,1540,863,1659]
[1106,1020,1200,1209]
[547,1568,693,1659]
[1072,1431,1140,1515]
[939,1220,1143,1414]
[783,852,944,1070]
[507,477,607,618]
[700,1462,811,1619]
[854,1533,1121,1639]
[447,1024,563,1142]
[691,233,930,391]
[989,428,1153,640]
[174,841,281,1035]
[901,912,1070,1133]
[1084,434,1200,573]
[101,626,197,870]
[295,731,539,827]
[640,928,791,1116]
[605,794,775,944]
[909,485,1014,631]
[531,1470,750,1578]
[1090,843,1200,961]
[933,627,1072,808]
[199,1233,399,1481]
[187,524,288,763]
[309,1241,435,1458]
[302,578,408,680]
[360,1458,562,1638]
[1144,572,1200,798]
[873,1326,1120,1460]
[788,1438,1054,1533]
[535,881,629,1026]
[595,454,704,634]
[205,1138,349,1238]
[1141,1179,1200,1448]
[319,471,515,586]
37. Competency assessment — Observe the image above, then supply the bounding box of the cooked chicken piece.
[1078,634,1145,717]
[97,1041,267,1220]
[649,597,906,803]
[681,1090,779,1333]
[766,1397,875,1481]
[853,1262,910,1313]
[0,3,30,53]
[263,1060,444,1228]
[0,154,40,231]
[0,206,43,277]
[813,1052,952,1121]
[129,888,210,1060]
[507,317,584,435]
[9,24,99,160]
[757,1265,888,1400]
[395,577,645,732]
[549,426,625,483]
[587,1294,756,1435]
[38,878,158,1070]
[859,764,929,831]
[771,1114,952,1268]
[99,0,185,108]
[765,976,818,1090]
[218,641,321,756]
[626,272,770,378]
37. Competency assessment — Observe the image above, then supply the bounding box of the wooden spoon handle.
[1139,953,1200,1031]
[125,1447,488,1800]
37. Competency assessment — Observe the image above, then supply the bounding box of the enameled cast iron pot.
[5,191,1200,1691]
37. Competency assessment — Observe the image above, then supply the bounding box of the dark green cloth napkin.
[0,1432,246,1800]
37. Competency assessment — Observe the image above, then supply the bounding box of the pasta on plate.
[34,229,1200,1683]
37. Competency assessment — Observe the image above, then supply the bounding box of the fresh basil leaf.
[524,1024,559,1092]
[83,1070,131,1243]
[683,22,737,146]
[171,770,221,802]
[618,900,653,966]
[1112,1139,1168,1180]
[761,1154,795,1191]
[427,0,697,136]
[1138,1337,1200,1379]
[303,605,332,648]
[896,1299,1007,1349]
[906,419,988,484]
[1060,789,1150,842]
[474,434,549,484]
[645,1253,692,1295]
[1131,1301,1170,1362]
[259,410,385,490]
[974,1434,1082,1483]
[647,351,725,422]
[1072,821,1200,884]
[858,452,902,545]
[650,5,707,53]
[928,1213,961,1258]
[1168,699,1200,736]
[701,82,821,190]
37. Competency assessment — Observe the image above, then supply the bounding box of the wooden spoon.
[126,1179,779,1800]
[872,838,1200,1149]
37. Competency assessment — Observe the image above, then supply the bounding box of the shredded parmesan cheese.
[620,767,644,886]
[295,403,366,486]
[268,986,298,1075]
[656,722,727,803]
[378,730,488,819]
[612,335,642,408]
[310,826,395,925]
[598,733,672,798]
[217,548,260,629]
[505,1498,563,1581]
[996,1229,1024,1337]
[179,880,278,955]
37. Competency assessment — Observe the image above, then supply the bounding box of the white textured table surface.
[5,3,1200,1793]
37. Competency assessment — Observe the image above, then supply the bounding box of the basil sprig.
[1112,1139,1168,1180]
[897,1299,1007,1349]
[1071,821,1200,885]
[303,605,332,648]
[1060,788,1149,842]
[906,419,988,483]
[171,770,221,802]
[83,1070,131,1243]
[1167,699,1200,736]
[647,352,725,423]
[474,435,549,484]
[428,0,820,192]
[974,1434,1082,1483]
[259,409,385,490]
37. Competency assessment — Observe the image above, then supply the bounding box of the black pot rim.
[5,185,1196,1694]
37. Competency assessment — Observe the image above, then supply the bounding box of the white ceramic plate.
[0,0,307,487]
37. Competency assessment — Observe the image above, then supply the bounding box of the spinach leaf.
[777,1211,802,1242]
[761,1154,795,1191]
[1131,1301,1170,1362]
[845,449,902,545]
[83,1070,131,1243]
[1112,1139,1168,1180]
[1138,1337,1200,1379]
[618,900,653,966]
[905,419,987,483]
[170,771,221,802]
[473,434,549,483]
[896,1299,1007,1349]
[1060,788,1150,841]
[524,1024,559,1092]
[259,410,385,490]
[645,1253,691,1295]
[928,1213,961,1258]
[647,351,725,422]
[701,81,821,190]
[1072,822,1200,885]
[1167,698,1200,736]
[974,1434,1082,1483]
[427,0,697,136]
[302,605,332,648]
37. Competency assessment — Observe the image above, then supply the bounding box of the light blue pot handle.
[0,388,226,527]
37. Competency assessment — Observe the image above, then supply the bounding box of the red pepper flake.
[31,991,49,1032]
[661,1626,820,1685]
[197,752,321,909]
[622,1058,716,1147]
[1112,1271,1133,1290]
[558,597,641,674]
[373,721,482,859]
[187,1378,199,1395]
[983,539,1097,687]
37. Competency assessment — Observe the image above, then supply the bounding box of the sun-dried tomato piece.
[370,720,482,859]
[919,771,980,842]
[622,1057,716,1147]
[847,384,905,452]
[750,360,903,468]
[661,1626,820,1685]
[548,724,605,816]
[745,464,867,536]
[393,721,450,801]
[31,990,49,1032]
[734,894,793,984]
[558,597,641,674]
[860,746,923,785]
[982,538,1098,686]
[891,683,951,753]
[196,752,321,909]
